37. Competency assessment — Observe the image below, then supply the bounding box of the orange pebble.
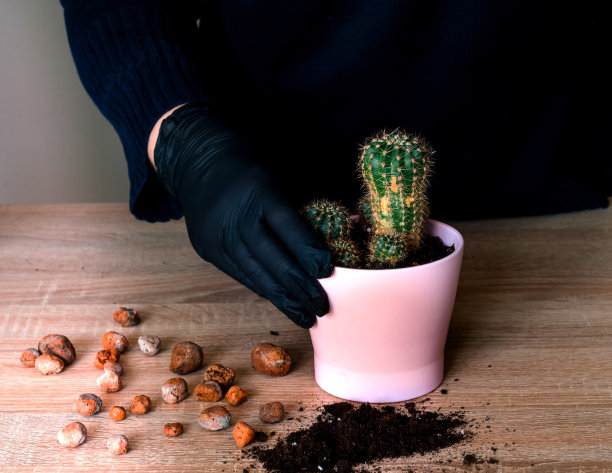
[163,422,184,437]
[130,395,152,415]
[225,385,247,406]
[109,406,126,421]
[94,348,120,369]
[232,421,255,447]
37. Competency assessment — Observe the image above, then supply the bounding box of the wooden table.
[1,203,610,472]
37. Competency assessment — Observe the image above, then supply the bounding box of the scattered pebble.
[169,341,203,375]
[107,434,128,455]
[58,422,87,448]
[233,421,255,447]
[197,406,231,431]
[109,406,126,421]
[138,335,161,356]
[164,422,184,437]
[225,385,248,406]
[35,353,64,375]
[113,307,140,327]
[97,370,122,392]
[102,331,129,353]
[75,393,102,416]
[20,348,41,367]
[258,402,285,423]
[130,395,152,415]
[193,381,223,402]
[161,377,188,404]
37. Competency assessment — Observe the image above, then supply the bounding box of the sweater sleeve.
[60,0,209,221]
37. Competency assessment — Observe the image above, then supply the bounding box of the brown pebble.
[138,335,161,356]
[94,348,120,369]
[97,370,122,392]
[102,331,129,353]
[233,421,255,447]
[35,353,64,375]
[164,422,184,437]
[169,341,203,375]
[225,385,247,406]
[113,306,140,326]
[161,377,188,404]
[258,401,285,423]
[251,343,292,376]
[75,393,102,416]
[58,422,87,448]
[20,348,41,367]
[193,381,223,402]
[107,434,128,455]
[197,405,231,431]
[203,364,236,391]
[103,360,123,376]
[109,406,126,421]
[38,334,76,365]
[130,394,152,415]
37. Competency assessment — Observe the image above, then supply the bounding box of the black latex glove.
[154,102,332,328]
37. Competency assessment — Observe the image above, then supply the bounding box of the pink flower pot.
[310,220,464,403]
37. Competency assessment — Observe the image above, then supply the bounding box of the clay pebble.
[35,353,64,375]
[102,331,129,353]
[193,381,223,402]
[138,335,161,356]
[58,422,87,448]
[251,343,292,376]
[107,434,128,455]
[75,393,102,416]
[94,348,120,369]
[225,385,247,406]
[164,422,184,437]
[109,406,126,421]
[113,307,140,327]
[233,421,255,447]
[258,401,285,423]
[38,334,76,365]
[97,370,122,392]
[130,395,152,415]
[197,405,231,431]
[161,377,188,404]
[103,360,123,376]
[203,364,236,391]
[169,341,203,375]
[20,348,41,367]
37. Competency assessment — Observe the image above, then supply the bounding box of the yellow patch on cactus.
[390,177,399,193]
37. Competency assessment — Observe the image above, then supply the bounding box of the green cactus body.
[360,130,432,253]
[367,232,407,268]
[329,239,360,268]
[303,200,352,240]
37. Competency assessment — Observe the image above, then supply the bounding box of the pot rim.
[329,219,463,274]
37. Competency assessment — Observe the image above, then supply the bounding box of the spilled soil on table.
[244,400,495,472]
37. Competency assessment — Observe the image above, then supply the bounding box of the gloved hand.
[153,102,332,328]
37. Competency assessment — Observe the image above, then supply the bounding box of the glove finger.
[239,221,329,318]
[263,198,333,279]
[229,242,316,328]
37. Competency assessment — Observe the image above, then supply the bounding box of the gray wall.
[0,1,128,205]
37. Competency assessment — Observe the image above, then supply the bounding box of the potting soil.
[246,401,469,473]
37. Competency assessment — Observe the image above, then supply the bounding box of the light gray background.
[0,1,127,205]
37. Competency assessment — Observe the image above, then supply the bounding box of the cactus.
[302,130,434,269]
[328,239,360,269]
[359,130,433,267]
[302,200,352,240]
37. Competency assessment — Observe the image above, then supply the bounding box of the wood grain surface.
[1,203,611,472]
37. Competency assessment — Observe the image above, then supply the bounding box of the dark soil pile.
[247,402,468,473]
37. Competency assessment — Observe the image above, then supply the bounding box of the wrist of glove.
[153,102,332,328]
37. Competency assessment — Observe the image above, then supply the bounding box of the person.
[60,1,610,328]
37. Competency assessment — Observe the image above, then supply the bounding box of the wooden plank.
[0,202,611,472]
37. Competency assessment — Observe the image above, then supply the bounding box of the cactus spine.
[359,130,433,267]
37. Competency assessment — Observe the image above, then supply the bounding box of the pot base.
[313,355,444,403]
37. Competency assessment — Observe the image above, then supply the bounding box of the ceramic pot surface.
[310,220,464,402]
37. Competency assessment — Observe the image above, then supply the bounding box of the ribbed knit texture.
[61,0,208,221]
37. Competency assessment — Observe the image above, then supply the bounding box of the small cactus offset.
[328,239,360,269]
[359,129,433,267]
[302,200,352,240]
